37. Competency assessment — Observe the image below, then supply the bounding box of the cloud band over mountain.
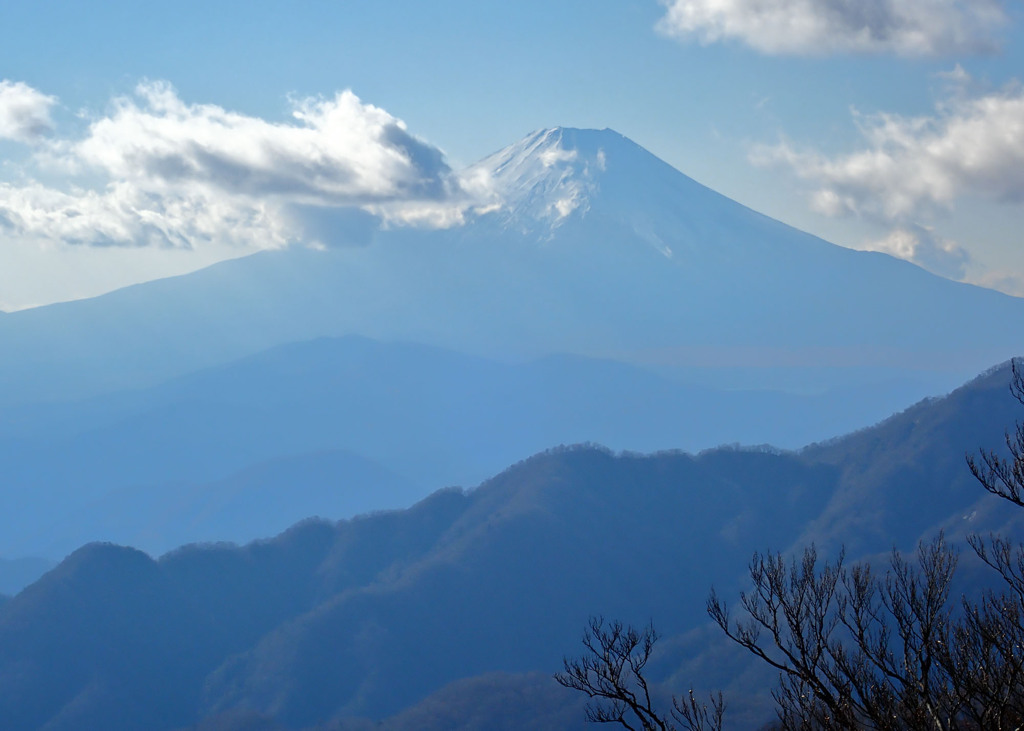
[0,82,484,250]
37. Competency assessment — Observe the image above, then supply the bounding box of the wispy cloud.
[751,79,1024,220]
[750,71,1024,278]
[0,179,292,249]
[866,225,970,279]
[0,81,486,250]
[73,82,458,205]
[0,80,57,143]
[656,0,1006,56]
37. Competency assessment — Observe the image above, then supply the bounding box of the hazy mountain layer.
[1,362,1021,730]
[0,334,954,561]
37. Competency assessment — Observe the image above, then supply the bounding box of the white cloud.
[0,80,57,143]
[751,81,1024,222]
[73,82,459,205]
[656,0,1006,56]
[0,181,291,249]
[748,74,1024,282]
[364,162,501,229]
[0,81,483,250]
[936,63,972,86]
[539,147,578,168]
[973,270,1024,297]
[862,225,970,279]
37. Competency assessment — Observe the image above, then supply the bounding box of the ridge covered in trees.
[0,363,1022,730]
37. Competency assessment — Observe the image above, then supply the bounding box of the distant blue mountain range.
[0,126,1020,566]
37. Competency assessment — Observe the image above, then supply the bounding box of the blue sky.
[1,0,1023,309]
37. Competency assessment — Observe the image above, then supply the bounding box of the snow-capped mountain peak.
[470,127,618,229]
[467,127,776,258]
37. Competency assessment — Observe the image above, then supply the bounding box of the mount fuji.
[2,127,1019,404]
[0,127,1022,561]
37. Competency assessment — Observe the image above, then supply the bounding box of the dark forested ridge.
[0,362,1021,730]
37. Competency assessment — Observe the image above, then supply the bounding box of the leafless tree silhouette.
[555,617,724,731]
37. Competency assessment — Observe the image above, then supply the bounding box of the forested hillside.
[0,362,1020,730]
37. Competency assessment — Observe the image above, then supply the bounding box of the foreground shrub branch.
[555,617,724,731]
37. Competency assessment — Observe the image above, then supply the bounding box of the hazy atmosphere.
[2,2,1024,731]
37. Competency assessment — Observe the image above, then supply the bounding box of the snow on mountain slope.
[474,127,831,260]
[461,127,1023,364]
[472,127,606,231]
